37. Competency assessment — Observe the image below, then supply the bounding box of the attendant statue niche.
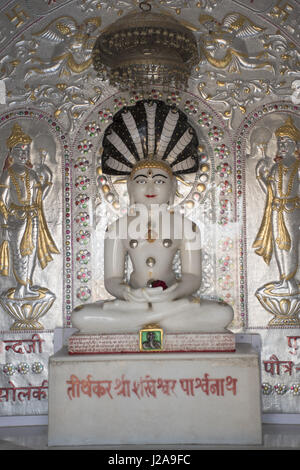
[0,124,59,329]
[72,100,233,335]
[253,116,300,325]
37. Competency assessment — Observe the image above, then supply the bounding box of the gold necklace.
[282,166,289,175]
[8,167,31,205]
[278,160,299,198]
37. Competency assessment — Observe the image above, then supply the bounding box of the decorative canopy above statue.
[92,3,199,90]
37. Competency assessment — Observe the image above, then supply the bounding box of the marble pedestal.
[48,344,262,446]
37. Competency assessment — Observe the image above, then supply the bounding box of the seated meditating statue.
[72,100,233,334]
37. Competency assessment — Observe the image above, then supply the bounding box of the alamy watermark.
[103,203,202,250]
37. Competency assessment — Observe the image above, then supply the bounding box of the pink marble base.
[68,332,235,354]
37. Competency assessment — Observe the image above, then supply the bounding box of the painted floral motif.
[75,230,91,245]
[216,162,231,178]
[98,108,113,123]
[214,144,230,160]
[75,193,90,209]
[77,139,93,154]
[85,121,101,137]
[74,212,90,227]
[76,286,91,301]
[74,156,90,172]
[218,274,234,291]
[184,99,199,115]
[198,112,213,127]
[77,267,91,283]
[75,175,90,190]
[32,362,44,374]
[3,363,16,376]
[18,363,30,375]
[217,180,232,196]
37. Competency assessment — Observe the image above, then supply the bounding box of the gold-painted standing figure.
[253,116,300,325]
[0,123,59,298]
[0,124,59,329]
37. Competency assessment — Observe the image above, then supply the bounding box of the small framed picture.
[139,327,163,352]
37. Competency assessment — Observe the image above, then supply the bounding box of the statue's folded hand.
[123,286,146,303]
[123,283,178,303]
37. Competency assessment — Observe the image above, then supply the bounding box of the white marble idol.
[72,100,233,334]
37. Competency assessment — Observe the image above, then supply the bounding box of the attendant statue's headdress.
[6,123,32,149]
[101,100,200,178]
[275,116,300,142]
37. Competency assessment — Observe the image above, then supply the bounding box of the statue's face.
[11,143,30,164]
[277,136,296,158]
[128,167,176,207]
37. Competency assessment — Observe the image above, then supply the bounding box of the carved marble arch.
[0,0,299,417]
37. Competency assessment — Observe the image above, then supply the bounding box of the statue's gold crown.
[130,158,173,179]
[6,123,32,149]
[275,116,300,142]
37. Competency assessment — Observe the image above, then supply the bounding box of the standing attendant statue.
[253,116,300,325]
[0,124,59,329]
[72,100,233,334]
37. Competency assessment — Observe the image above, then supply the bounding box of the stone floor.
[0,423,300,450]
